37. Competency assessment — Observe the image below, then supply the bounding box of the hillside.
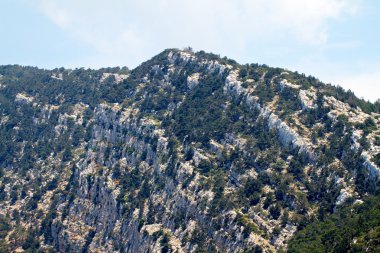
[0,48,379,252]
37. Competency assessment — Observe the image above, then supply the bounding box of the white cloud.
[32,0,379,102]
[34,0,360,67]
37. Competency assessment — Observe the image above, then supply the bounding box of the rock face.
[15,92,34,103]
[0,49,379,253]
[186,73,200,90]
[224,69,315,161]
[298,89,316,110]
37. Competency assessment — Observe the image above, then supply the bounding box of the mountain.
[0,48,379,252]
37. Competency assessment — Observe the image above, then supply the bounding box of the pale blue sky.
[0,0,379,101]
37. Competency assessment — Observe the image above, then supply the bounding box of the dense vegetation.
[0,49,379,252]
[288,195,380,252]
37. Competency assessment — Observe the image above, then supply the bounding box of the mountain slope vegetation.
[0,49,379,252]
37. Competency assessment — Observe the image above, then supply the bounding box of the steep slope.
[0,49,379,252]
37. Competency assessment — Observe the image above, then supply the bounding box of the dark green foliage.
[269,204,281,220]
[160,233,171,253]
[190,227,206,247]
[243,178,262,198]
[40,211,57,244]
[138,180,151,199]
[26,193,41,211]
[21,231,40,251]
[46,179,58,191]
[256,82,276,104]
[244,245,263,253]
[195,50,238,67]
[0,215,39,252]
[263,193,274,209]
[0,185,6,201]
[275,87,302,116]
[138,219,145,232]
[167,74,228,145]
[0,217,10,244]
[209,171,232,215]
[288,195,380,253]
[288,157,304,180]
[82,230,96,253]
[374,153,380,167]
[249,192,261,206]
[236,213,259,238]
[374,136,380,146]
[112,163,122,180]
[198,160,213,174]
[184,147,194,161]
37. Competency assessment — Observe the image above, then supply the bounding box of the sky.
[0,0,379,102]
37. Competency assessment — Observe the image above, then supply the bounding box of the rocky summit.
[0,49,379,252]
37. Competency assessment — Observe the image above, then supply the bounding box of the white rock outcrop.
[168,51,196,64]
[100,73,129,83]
[299,89,317,110]
[279,79,301,90]
[187,73,200,89]
[168,50,232,77]
[325,96,369,123]
[51,73,63,80]
[362,151,380,178]
[15,93,34,104]
[335,189,352,206]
